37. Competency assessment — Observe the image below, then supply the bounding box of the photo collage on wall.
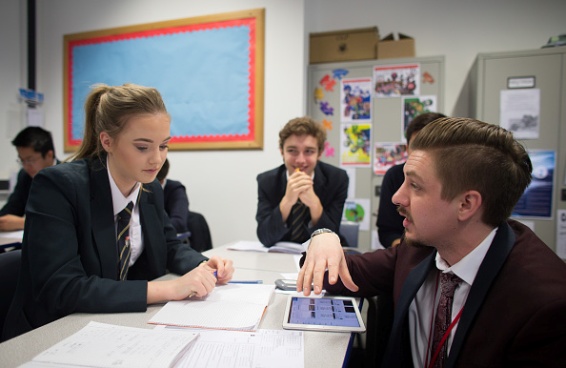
[312,62,439,236]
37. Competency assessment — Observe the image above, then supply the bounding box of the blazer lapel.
[383,252,436,366]
[89,160,119,279]
[312,163,327,195]
[277,166,288,200]
[446,222,515,367]
[383,224,515,367]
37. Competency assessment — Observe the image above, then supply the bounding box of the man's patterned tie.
[431,272,462,367]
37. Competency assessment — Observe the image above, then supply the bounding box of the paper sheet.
[170,328,304,368]
[149,284,274,331]
[226,240,269,252]
[24,321,198,368]
[227,240,306,254]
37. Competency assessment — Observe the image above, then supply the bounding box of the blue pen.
[228,280,263,284]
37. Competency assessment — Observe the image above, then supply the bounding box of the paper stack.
[149,283,274,331]
[21,321,198,368]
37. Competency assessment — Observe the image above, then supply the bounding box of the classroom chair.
[0,249,22,342]
[186,211,212,252]
[340,221,359,248]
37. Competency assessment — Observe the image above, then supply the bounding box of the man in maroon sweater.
[299,117,566,367]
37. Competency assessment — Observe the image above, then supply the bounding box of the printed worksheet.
[173,328,304,368]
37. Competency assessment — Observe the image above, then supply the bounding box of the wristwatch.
[307,228,337,250]
[310,228,334,239]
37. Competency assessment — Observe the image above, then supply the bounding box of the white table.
[0,230,23,248]
[0,245,355,367]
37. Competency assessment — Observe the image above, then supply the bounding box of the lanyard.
[427,307,463,368]
[424,272,464,368]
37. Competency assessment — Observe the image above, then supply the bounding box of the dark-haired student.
[0,127,58,232]
[156,158,190,234]
[298,117,566,367]
[3,83,234,340]
[377,112,446,248]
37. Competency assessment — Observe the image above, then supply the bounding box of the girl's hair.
[69,83,168,161]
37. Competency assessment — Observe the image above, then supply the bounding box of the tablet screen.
[282,296,366,333]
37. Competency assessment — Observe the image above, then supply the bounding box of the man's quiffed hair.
[412,117,532,226]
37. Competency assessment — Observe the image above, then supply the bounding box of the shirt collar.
[435,227,498,286]
[107,159,141,217]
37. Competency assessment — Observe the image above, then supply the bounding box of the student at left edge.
[0,127,59,232]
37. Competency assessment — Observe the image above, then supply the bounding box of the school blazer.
[0,159,60,217]
[256,161,348,247]
[3,158,207,340]
[323,220,566,367]
[163,179,190,233]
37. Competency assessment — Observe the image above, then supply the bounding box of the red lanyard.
[427,307,463,368]
[424,273,464,368]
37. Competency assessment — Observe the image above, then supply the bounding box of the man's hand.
[0,214,25,232]
[297,232,359,296]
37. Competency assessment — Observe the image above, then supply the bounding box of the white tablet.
[282,295,366,333]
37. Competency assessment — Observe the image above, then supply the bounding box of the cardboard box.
[377,33,415,59]
[309,27,379,64]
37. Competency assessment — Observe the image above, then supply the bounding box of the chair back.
[340,221,359,248]
[187,211,213,252]
[0,249,21,341]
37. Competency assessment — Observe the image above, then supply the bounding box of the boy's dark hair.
[405,112,446,145]
[12,126,55,157]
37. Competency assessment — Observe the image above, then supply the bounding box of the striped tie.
[289,201,308,242]
[117,201,134,280]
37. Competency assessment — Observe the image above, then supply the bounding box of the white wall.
[35,0,306,247]
[3,0,565,247]
[0,0,27,180]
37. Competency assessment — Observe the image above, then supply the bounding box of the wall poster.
[512,149,555,219]
[64,8,265,151]
[373,63,420,98]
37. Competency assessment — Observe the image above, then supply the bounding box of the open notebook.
[149,283,275,331]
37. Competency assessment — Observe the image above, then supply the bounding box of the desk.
[206,244,301,275]
[0,230,23,251]
[0,245,355,368]
[0,230,23,244]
